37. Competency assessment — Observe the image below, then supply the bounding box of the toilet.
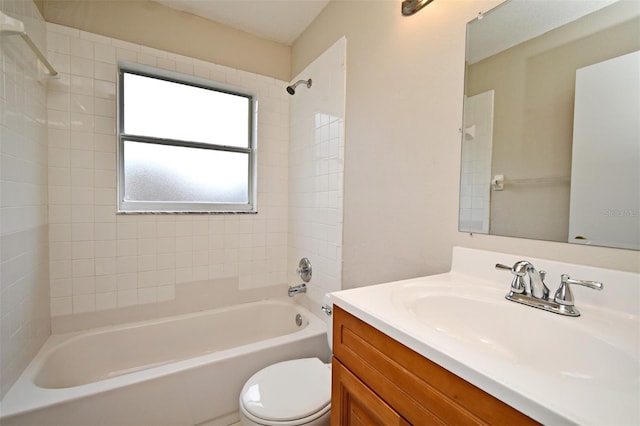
[239,298,333,426]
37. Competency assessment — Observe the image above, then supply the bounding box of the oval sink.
[391,281,639,395]
[413,294,634,391]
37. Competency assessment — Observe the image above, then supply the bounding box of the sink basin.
[331,246,640,426]
[393,282,638,394]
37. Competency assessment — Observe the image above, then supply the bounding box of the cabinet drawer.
[333,306,537,425]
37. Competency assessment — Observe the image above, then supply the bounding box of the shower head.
[286,79,312,95]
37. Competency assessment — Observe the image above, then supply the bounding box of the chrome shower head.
[286,78,312,95]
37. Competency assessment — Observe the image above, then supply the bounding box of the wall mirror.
[460,0,639,250]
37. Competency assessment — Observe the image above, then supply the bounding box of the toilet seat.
[240,358,331,424]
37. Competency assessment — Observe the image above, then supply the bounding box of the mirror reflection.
[460,0,639,250]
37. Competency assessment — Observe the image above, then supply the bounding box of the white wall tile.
[95,274,117,292]
[70,56,93,77]
[94,44,116,65]
[70,75,93,96]
[73,276,95,295]
[117,289,137,307]
[50,278,72,297]
[51,297,72,316]
[288,38,346,307]
[96,291,117,311]
[46,23,290,324]
[70,37,94,59]
[1,0,51,398]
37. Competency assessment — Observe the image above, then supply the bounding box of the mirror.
[460,0,639,250]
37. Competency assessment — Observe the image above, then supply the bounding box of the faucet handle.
[495,263,528,276]
[297,257,312,283]
[495,263,513,271]
[554,274,604,306]
[495,263,526,293]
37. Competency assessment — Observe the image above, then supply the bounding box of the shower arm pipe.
[0,11,58,76]
[286,78,312,95]
[292,79,311,88]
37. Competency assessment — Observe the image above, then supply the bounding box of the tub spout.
[288,283,307,297]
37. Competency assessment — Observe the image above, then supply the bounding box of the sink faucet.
[514,261,549,300]
[496,261,603,317]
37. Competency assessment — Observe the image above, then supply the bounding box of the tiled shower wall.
[288,38,346,311]
[0,0,51,398]
[45,23,290,331]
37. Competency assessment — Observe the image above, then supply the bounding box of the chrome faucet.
[503,260,549,299]
[496,261,603,317]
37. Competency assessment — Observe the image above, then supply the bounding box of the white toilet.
[239,299,333,426]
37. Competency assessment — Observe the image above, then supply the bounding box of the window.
[117,63,257,213]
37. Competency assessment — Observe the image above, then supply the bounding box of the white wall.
[288,37,346,314]
[294,1,490,288]
[0,0,51,398]
[42,0,291,81]
[45,23,291,332]
[293,0,640,288]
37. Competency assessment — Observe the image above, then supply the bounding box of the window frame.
[117,62,258,213]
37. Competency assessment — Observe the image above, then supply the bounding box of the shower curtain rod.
[0,11,58,76]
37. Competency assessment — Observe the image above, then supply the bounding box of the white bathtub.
[0,299,328,425]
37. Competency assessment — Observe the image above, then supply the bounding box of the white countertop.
[330,247,640,425]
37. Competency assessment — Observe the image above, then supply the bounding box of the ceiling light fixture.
[401,0,435,16]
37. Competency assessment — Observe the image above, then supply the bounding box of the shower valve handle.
[297,258,312,283]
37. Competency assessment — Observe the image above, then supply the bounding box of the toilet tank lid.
[240,358,331,422]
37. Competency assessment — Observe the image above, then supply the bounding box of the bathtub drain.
[295,314,303,327]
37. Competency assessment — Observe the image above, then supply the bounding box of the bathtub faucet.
[288,283,307,297]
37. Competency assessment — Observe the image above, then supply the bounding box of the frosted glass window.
[118,63,256,213]
[123,141,249,203]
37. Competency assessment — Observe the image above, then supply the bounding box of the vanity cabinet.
[331,306,538,425]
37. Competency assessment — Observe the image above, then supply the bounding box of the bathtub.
[0,299,328,426]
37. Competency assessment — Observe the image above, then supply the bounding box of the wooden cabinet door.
[331,358,410,426]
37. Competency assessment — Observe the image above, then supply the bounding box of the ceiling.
[153,0,330,45]
[466,0,619,64]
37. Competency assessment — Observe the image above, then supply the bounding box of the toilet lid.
[240,358,331,422]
